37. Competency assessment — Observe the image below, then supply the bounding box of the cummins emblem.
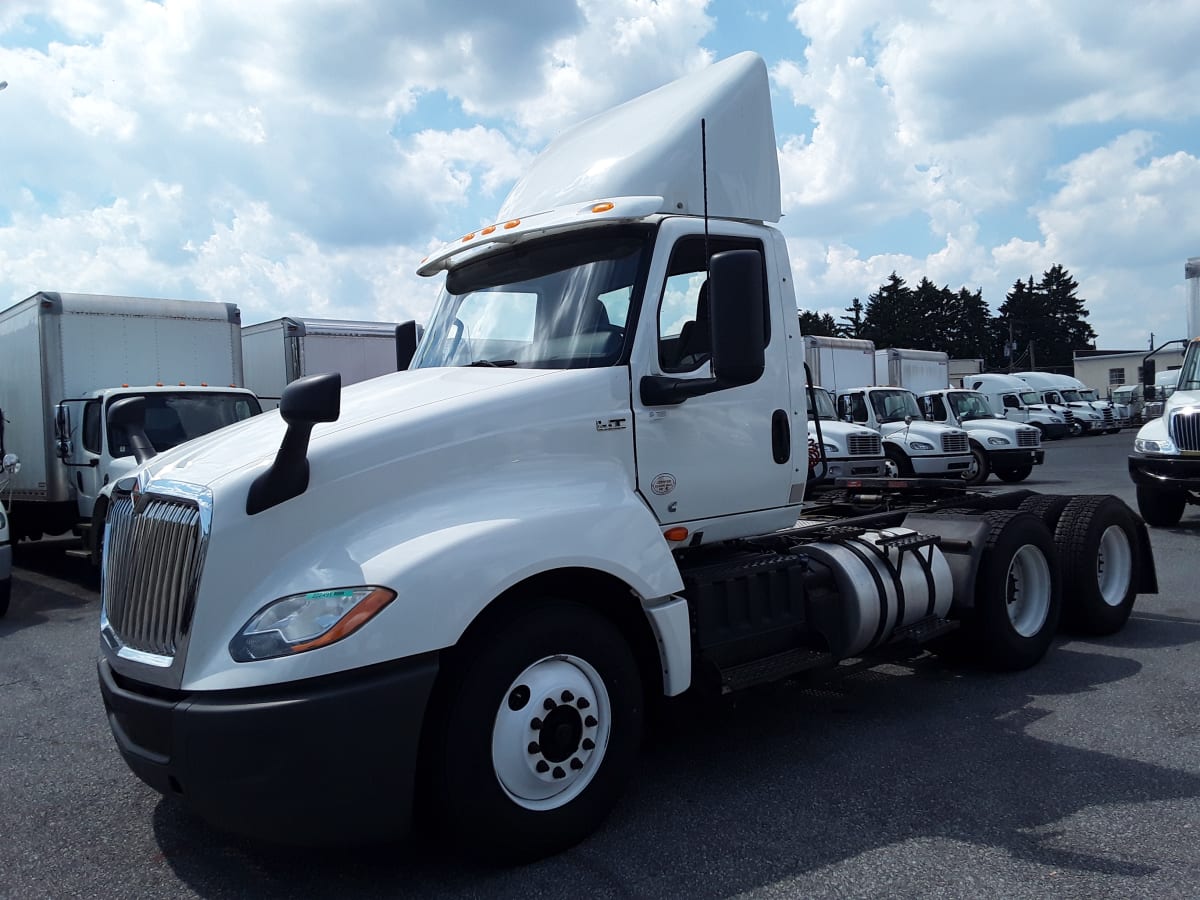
[651,473,676,495]
[596,417,627,432]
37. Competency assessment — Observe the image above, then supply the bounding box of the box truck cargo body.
[801,335,875,393]
[0,292,261,542]
[875,348,950,394]
[242,317,401,409]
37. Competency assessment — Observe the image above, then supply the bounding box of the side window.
[1002,394,1021,409]
[656,234,768,373]
[839,392,868,423]
[82,401,102,454]
[930,395,947,421]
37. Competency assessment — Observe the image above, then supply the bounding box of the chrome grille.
[1062,409,1076,423]
[103,493,204,658]
[941,432,969,453]
[1017,429,1040,448]
[848,433,882,456]
[1101,408,1114,427]
[1172,409,1200,452]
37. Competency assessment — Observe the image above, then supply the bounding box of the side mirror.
[107,397,157,464]
[395,320,423,371]
[1142,359,1156,387]
[54,403,72,459]
[708,249,765,389]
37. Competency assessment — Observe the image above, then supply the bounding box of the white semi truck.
[0,292,263,557]
[964,373,1073,439]
[1128,336,1200,525]
[97,53,1156,863]
[1013,371,1109,434]
[0,450,13,617]
[805,385,885,483]
[242,316,404,410]
[918,389,1044,485]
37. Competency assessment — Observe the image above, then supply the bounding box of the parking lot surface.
[1,432,1197,899]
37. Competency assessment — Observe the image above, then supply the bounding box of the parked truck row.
[95,53,1157,863]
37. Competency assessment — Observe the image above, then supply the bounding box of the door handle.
[771,409,790,464]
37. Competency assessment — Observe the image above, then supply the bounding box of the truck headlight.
[908,441,934,450]
[822,443,839,454]
[229,586,396,662]
[1134,438,1177,454]
[987,437,1011,446]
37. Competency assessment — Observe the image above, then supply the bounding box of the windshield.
[809,387,837,420]
[1178,341,1200,390]
[1020,391,1041,406]
[870,389,923,423]
[1080,389,1099,401]
[948,391,994,421]
[107,391,262,457]
[1060,389,1083,402]
[411,230,649,370]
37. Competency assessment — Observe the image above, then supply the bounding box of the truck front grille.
[1101,408,1115,428]
[848,434,882,456]
[941,432,969,454]
[1172,410,1200,452]
[103,493,205,659]
[1062,409,1075,423]
[1017,430,1040,448]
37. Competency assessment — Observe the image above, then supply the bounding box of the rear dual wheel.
[1055,495,1140,635]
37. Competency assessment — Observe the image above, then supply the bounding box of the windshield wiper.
[468,359,518,367]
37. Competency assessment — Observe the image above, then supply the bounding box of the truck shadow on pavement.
[151,614,1200,899]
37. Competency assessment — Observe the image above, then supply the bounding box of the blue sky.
[2,0,1199,349]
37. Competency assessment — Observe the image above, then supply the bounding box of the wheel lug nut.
[584,715,597,728]
[531,717,542,730]
[544,698,556,711]
[528,742,540,754]
[576,697,590,709]
[561,690,574,702]
[552,766,566,779]
[570,758,583,770]
[582,738,595,751]
[536,760,550,774]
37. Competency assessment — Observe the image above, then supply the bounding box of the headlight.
[822,443,839,454]
[1,453,19,474]
[987,437,1011,446]
[1134,438,1177,454]
[229,586,396,662]
[1051,417,1063,424]
[909,440,935,450]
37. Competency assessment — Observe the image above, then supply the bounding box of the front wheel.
[1135,484,1186,527]
[995,464,1033,483]
[883,444,913,477]
[430,602,643,864]
[962,444,990,486]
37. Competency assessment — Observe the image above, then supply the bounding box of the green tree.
[840,297,865,338]
[997,266,1096,370]
[798,310,842,336]
[862,272,924,348]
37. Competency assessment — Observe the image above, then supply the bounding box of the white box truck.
[876,347,950,394]
[0,292,262,553]
[97,53,1157,863]
[801,334,875,392]
[242,317,403,410]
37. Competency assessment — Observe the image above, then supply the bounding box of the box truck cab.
[918,389,1044,485]
[834,386,972,477]
[1128,337,1200,525]
[96,53,1156,863]
[963,373,1072,439]
[806,386,885,482]
[1012,371,1106,434]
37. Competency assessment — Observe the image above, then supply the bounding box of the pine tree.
[862,273,922,348]
[798,310,842,336]
[840,298,865,338]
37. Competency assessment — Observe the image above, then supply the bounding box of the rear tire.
[962,444,990,486]
[1055,495,1139,635]
[965,511,1061,670]
[430,602,643,864]
[1017,494,1071,530]
[1135,485,1186,527]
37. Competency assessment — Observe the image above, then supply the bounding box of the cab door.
[56,399,104,519]
[630,219,798,526]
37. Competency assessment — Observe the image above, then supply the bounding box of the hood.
[138,367,553,490]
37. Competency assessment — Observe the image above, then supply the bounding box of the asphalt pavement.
[1,431,1197,899]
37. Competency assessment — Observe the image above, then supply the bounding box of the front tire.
[1055,495,1139,635]
[883,444,913,477]
[431,602,643,864]
[995,464,1034,483]
[1135,484,1186,527]
[962,444,990,486]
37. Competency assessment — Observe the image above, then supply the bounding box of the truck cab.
[1012,372,1107,434]
[918,389,1044,485]
[833,386,972,478]
[1129,337,1200,525]
[56,384,261,558]
[806,385,885,483]
[963,373,1072,439]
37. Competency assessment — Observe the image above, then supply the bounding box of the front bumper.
[824,456,887,479]
[988,448,1044,468]
[1128,454,1200,490]
[1038,423,1071,440]
[98,652,439,844]
[909,453,972,476]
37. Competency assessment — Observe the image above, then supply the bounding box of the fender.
[179,458,687,691]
